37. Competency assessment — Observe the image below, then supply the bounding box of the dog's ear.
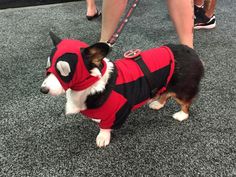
[83,42,111,67]
[56,61,71,76]
[49,31,62,46]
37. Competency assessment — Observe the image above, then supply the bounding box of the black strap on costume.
[133,56,158,98]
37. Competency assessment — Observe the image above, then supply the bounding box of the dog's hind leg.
[172,96,191,121]
[149,92,175,110]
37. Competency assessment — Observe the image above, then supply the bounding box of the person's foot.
[194,14,216,30]
[194,5,216,30]
[86,9,101,21]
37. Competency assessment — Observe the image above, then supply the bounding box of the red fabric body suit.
[46,39,175,130]
[81,46,175,129]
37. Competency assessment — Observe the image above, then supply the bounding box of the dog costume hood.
[46,39,107,91]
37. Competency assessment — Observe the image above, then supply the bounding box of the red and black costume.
[46,39,175,130]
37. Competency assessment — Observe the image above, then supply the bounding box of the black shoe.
[194,5,216,29]
[194,14,216,30]
[86,9,101,21]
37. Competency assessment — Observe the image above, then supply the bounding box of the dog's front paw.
[96,129,111,148]
[172,111,189,121]
[149,101,164,110]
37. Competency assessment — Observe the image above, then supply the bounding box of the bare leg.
[204,0,216,18]
[194,0,204,6]
[194,0,216,18]
[100,0,194,47]
[86,0,97,16]
[100,0,128,42]
[167,0,194,48]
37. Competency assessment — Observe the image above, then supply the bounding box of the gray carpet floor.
[0,0,236,176]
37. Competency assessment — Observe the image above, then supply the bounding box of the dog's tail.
[165,44,204,101]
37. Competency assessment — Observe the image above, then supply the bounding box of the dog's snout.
[40,87,49,94]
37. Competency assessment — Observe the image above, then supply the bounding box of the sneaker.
[194,14,216,30]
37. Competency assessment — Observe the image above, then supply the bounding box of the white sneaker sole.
[194,23,216,30]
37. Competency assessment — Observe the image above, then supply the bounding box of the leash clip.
[124,49,141,59]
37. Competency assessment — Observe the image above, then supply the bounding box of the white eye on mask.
[56,61,71,77]
[46,47,57,69]
[49,53,77,83]
[46,56,51,69]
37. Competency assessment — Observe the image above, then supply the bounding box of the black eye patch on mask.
[55,53,78,83]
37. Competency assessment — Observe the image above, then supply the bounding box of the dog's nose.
[40,87,49,94]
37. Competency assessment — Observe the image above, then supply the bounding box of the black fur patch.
[165,44,204,101]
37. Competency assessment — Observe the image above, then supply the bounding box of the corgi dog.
[40,32,204,147]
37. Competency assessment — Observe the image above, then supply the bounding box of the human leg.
[100,0,128,42]
[86,0,101,20]
[100,0,195,46]
[167,0,194,48]
[194,0,204,7]
[86,0,97,16]
[204,0,216,18]
[194,0,216,18]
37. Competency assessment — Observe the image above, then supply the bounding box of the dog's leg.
[96,129,111,148]
[91,119,101,123]
[149,92,175,110]
[65,89,86,114]
[172,97,191,121]
[66,90,80,114]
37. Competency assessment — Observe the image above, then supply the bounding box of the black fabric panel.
[112,102,131,129]
[114,77,151,106]
[134,56,156,91]
[114,65,171,106]
[151,65,171,91]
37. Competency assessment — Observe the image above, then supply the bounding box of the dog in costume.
[40,32,204,147]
